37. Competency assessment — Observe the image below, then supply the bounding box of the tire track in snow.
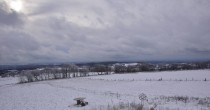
[43,82,137,99]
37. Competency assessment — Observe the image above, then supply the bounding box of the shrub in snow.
[204,78,207,81]
[19,74,27,83]
[139,93,148,105]
[158,77,162,81]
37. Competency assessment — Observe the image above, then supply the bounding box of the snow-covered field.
[0,70,210,110]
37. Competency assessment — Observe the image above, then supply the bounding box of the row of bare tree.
[19,64,112,83]
[114,62,210,73]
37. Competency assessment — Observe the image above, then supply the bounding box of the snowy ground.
[0,70,210,110]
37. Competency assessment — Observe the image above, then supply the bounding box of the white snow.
[0,77,19,87]
[87,70,210,81]
[0,70,210,110]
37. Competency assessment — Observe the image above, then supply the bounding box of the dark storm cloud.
[0,0,210,64]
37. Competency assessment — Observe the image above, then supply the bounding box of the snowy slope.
[0,70,210,110]
[87,69,210,81]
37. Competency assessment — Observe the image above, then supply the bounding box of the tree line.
[3,61,209,83]
[114,62,210,73]
[19,64,112,83]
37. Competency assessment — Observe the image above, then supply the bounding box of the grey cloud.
[0,1,24,26]
[0,31,38,50]
[186,48,210,55]
[1,0,210,64]
[0,29,41,64]
[26,0,94,16]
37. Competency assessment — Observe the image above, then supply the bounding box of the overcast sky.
[0,0,210,64]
